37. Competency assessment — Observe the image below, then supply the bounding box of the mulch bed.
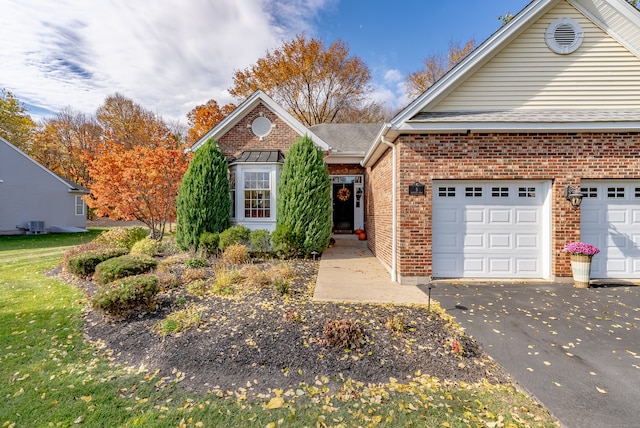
[58,259,510,397]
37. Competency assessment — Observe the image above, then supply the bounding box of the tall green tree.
[275,135,332,256]
[0,89,35,151]
[175,138,230,250]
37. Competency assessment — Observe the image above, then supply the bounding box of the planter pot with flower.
[562,242,600,288]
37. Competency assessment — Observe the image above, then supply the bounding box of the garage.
[580,180,640,279]
[432,180,551,278]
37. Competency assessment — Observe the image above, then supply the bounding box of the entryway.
[330,175,364,233]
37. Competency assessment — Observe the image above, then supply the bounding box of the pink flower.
[562,242,600,256]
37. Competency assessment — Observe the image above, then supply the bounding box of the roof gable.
[391,0,640,127]
[189,91,330,152]
[0,136,88,193]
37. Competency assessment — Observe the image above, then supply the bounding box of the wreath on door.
[337,187,351,202]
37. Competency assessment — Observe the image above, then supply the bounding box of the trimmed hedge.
[65,247,129,277]
[94,254,157,285]
[92,274,160,318]
[219,225,250,250]
[130,238,164,256]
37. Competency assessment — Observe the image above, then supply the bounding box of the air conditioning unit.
[28,221,45,234]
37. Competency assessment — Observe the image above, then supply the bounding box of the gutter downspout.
[380,136,397,282]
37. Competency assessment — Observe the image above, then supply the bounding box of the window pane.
[465,187,482,197]
[243,172,271,218]
[518,187,536,198]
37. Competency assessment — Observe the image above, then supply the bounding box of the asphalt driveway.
[432,281,640,428]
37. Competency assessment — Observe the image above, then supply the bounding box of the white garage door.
[432,180,550,278]
[580,180,640,279]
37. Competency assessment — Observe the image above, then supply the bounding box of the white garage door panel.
[580,181,640,279]
[433,180,548,278]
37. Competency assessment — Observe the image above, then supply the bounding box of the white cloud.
[383,69,402,83]
[0,0,331,122]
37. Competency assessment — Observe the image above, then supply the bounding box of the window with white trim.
[229,171,236,218]
[244,171,271,218]
[75,195,85,216]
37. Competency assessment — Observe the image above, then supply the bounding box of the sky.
[0,0,532,123]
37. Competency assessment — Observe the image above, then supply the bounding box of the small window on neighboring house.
[491,187,509,197]
[607,187,625,198]
[581,187,597,198]
[75,195,85,216]
[438,187,455,197]
[465,187,482,197]
[244,172,271,218]
[229,171,236,218]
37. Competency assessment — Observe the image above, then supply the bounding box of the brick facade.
[366,131,640,283]
[218,104,301,158]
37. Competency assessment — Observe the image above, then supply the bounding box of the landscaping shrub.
[176,138,230,250]
[212,265,241,294]
[239,265,271,288]
[65,246,129,277]
[151,304,203,337]
[322,319,364,349]
[182,267,208,284]
[218,225,251,250]
[92,274,159,318]
[130,238,164,256]
[185,257,208,269]
[94,254,157,285]
[186,279,208,297]
[276,135,332,256]
[94,227,148,250]
[221,243,249,265]
[273,278,290,296]
[198,231,220,256]
[249,229,272,256]
[271,224,304,258]
[160,236,181,256]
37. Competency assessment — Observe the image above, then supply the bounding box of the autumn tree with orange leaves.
[230,34,382,126]
[186,99,235,144]
[405,39,476,100]
[86,143,190,240]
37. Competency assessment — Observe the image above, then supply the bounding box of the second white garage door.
[580,180,640,279]
[432,180,551,278]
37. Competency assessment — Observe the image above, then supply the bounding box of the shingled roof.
[309,123,384,153]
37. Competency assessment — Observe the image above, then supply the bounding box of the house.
[190,90,381,233]
[0,136,88,235]
[363,0,640,283]
[191,0,640,284]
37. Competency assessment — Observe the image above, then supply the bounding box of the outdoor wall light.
[565,185,583,210]
[356,187,363,202]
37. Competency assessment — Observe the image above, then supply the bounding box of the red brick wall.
[328,164,365,176]
[369,131,640,281]
[365,148,394,271]
[218,104,301,158]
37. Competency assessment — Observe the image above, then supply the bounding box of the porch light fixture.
[565,185,583,210]
[356,187,363,202]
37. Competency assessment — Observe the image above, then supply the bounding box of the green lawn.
[0,232,558,427]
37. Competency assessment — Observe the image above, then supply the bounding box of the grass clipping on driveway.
[0,233,559,427]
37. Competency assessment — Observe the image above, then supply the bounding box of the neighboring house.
[0,136,88,235]
[363,0,640,283]
[191,0,640,284]
[190,90,381,233]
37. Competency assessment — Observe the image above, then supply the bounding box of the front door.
[333,183,354,233]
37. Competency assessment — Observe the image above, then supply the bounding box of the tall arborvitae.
[275,135,332,255]
[176,138,230,250]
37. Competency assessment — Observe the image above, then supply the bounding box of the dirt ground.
[61,257,511,397]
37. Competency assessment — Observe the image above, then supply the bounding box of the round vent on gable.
[545,17,584,54]
[251,116,272,138]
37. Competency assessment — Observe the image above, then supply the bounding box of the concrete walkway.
[313,235,432,305]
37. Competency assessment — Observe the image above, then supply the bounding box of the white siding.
[431,1,640,112]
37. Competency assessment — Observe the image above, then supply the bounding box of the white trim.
[75,195,85,216]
